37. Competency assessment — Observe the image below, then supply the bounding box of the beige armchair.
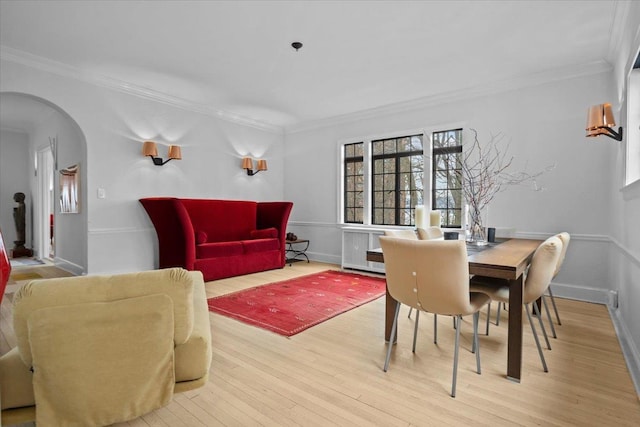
[379,237,490,397]
[0,268,212,426]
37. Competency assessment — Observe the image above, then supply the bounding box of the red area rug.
[207,270,386,336]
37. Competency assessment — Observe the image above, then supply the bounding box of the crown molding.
[607,0,632,64]
[0,46,283,134]
[285,60,613,134]
[1,46,613,137]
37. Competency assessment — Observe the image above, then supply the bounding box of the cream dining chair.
[470,236,562,372]
[379,237,490,397]
[544,232,570,338]
[487,232,570,342]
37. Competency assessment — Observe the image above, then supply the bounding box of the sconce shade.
[586,103,623,141]
[142,141,158,157]
[168,145,182,160]
[242,157,253,170]
[143,141,182,166]
[242,157,267,176]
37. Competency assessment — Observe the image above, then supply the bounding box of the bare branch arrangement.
[458,129,554,243]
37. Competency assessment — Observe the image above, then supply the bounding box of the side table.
[285,239,310,265]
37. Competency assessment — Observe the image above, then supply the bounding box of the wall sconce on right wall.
[586,103,624,141]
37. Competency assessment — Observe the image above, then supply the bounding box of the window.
[626,54,640,186]
[371,135,424,226]
[341,128,464,228]
[343,142,364,223]
[432,129,463,228]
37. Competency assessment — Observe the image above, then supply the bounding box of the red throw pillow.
[195,230,208,244]
[250,227,278,239]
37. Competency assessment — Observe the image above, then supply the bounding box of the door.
[36,147,54,259]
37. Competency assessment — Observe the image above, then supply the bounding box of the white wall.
[285,71,615,295]
[1,57,285,274]
[609,0,640,393]
[0,129,30,247]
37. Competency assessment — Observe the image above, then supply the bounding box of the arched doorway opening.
[0,92,88,274]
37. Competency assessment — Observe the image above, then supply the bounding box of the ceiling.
[0,0,622,133]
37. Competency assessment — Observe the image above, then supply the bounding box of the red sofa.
[0,227,11,305]
[140,198,293,281]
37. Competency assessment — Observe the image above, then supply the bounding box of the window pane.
[397,137,411,152]
[354,143,363,157]
[355,175,364,191]
[374,159,384,173]
[372,140,383,156]
[383,174,395,191]
[384,192,395,208]
[400,156,411,172]
[384,209,395,224]
[383,158,395,173]
[384,139,396,154]
[346,176,355,191]
[374,208,383,224]
[345,144,354,158]
[435,170,448,190]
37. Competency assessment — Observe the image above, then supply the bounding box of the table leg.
[507,275,524,382]
[384,287,397,343]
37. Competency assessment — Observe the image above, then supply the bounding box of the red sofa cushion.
[181,199,257,242]
[241,238,280,254]
[196,241,244,259]
[250,227,278,239]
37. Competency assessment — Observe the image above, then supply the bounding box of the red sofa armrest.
[0,227,10,305]
[139,198,196,270]
[256,202,293,265]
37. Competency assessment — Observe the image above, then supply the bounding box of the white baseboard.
[609,306,640,399]
[549,281,616,306]
[53,257,85,276]
[306,251,341,265]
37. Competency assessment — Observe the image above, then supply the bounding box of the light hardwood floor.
[2,262,639,426]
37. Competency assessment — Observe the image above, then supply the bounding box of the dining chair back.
[471,236,562,372]
[383,229,418,240]
[416,226,444,240]
[379,237,489,397]
[523,236,563,305]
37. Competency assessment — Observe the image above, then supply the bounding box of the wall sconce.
[586,103,623,141]
[142,141,182,166]
[242,157,268,176]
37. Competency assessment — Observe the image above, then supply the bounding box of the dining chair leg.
[525,304,548,372]
[485,302,491,335]
[542,294,557,339]
[408,307,413,319]
[451,315,462,398]
[547,286,562,325]
[496,302,502,326]
[412,310,420,353]
[434,313,438,344]
[384,301,401,372]
[473,311,481,374]
[532,302,551,350]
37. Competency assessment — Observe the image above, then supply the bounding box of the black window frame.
[343,142,364,224]
[431,128,463,228]
[371,134,424,226]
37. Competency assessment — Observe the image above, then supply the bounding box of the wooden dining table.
[366,238,542,383]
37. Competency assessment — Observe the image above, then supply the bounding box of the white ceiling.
[0,0,622,132]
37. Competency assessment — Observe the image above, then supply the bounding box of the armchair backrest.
[379,237,475,315]
[13,268,198,367]
[524,236,562,304]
